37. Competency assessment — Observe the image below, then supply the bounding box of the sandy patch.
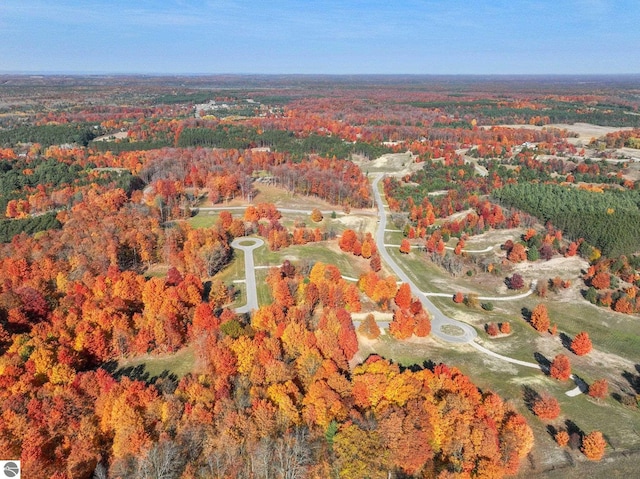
[337,214,377,234]
[354,152,423,176]
[489,123,634,141]
[512,255,588,280]
[351,311,393,321]
[93,131,128,142]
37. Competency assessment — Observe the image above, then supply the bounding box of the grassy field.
[115,346,196,382]
[367,233,640,477]
[187,210,220,229]
[192,184,640,477]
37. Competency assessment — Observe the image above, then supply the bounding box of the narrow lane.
[230,237,264,314]
[372,175,477,344]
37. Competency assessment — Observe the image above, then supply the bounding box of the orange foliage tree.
[399,238,411,254]
[570,331,593,356]
[508,243,527,263]
[394,283,412,310]
[588,379,608,400]
[358,314,381,339]
[532,394,561,420]
[529,303,550,333]
[550,354,571,381]
[581,431,606,461]
[555,430,570,447]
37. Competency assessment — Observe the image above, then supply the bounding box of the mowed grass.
[255,269,274,306]
[254,242,368,280]
[545,300,640,363]
[116,346,196,381]
[388,243,640,362]
[187,210,220,229]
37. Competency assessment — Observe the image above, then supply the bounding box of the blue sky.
[0,0,638,74]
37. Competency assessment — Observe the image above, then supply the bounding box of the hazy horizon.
[1,1,639,76]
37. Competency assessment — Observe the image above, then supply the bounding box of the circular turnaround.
[231,237,265,314]
[4,462,20,478]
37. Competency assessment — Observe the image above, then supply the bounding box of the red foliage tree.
[369,254,381,272]
[507,273,525,290]
[550,354,571,381]
[588,379,608,400]
[532,394,561,420]
[394,283,412,310]
[399,238,411,254]
[486,323,499,337]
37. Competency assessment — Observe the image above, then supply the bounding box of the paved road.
[230,237,264,314]
[193,206,354,216]
[423,280,537,302]
[372,174,477,344]
[371,175,582,394]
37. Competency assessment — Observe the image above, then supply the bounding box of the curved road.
[372,174,477,344]
[228,190,581,395]
[230,237,264,314]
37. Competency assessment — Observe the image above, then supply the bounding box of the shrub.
[555,430,570,447]
[588,379,608,400]
[507,273,525,290]
[532,395,561,420]
[486,323,499,336]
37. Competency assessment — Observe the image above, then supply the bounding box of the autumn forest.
[0,74,639,479]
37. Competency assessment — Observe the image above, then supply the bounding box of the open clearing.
[189,170,639,478]
[491,122,635,143]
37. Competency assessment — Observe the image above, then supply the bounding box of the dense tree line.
[493,183,640,256]
[90,139,172,153]
[0,211,61,243]
[0,123,101,147]
[0,155,142,222]
[405,98,640,127]
[177,125,391,160]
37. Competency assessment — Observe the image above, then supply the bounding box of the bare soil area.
[93,131,128,142]
[353,152,421,176]
[490,123,634,144]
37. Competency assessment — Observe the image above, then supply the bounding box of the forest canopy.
[493,183,640,257]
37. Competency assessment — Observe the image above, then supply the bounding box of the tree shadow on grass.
[401,359,436,373]
[534,352,551,375]
[559,332,572,351]
[622,369,640,394]
[100,362,179,393]
[565,419,583,450]
[522,385,541,413]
